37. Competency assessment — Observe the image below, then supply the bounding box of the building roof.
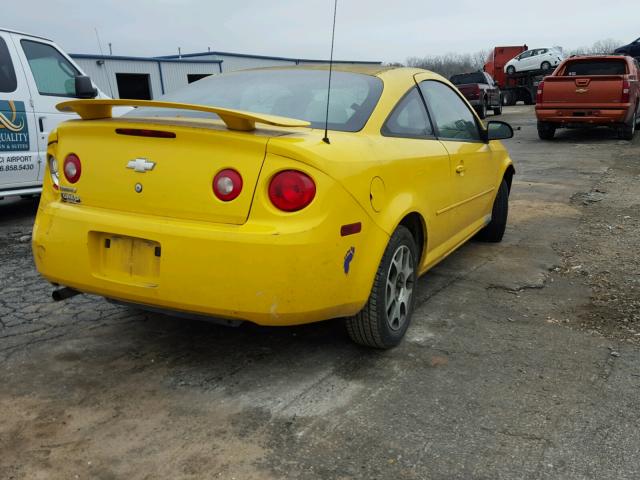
[157,50,381,65]
[70,53,222,65]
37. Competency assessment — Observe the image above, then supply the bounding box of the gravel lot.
[1,106,639,480]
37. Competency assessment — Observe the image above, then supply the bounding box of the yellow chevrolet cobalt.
[32,66,515,348]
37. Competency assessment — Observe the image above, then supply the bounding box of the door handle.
[456,164,466,175]
[38,116,46,132]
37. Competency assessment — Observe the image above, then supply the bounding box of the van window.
[0,37,17,93]
[21,40,80,97]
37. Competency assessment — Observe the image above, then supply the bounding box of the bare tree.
[570,38,622,56]
[406,50,489,79]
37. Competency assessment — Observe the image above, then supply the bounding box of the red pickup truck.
[536,55,640,140]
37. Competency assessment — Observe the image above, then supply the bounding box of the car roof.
[566,55,632,60]
[0,27,52,42]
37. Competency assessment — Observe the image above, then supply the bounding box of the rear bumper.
[536,107,630,126]
[32,202,388,326]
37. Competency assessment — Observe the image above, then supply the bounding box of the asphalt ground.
[1,106,639,479]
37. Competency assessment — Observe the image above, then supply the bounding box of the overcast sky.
[4,0,638,63]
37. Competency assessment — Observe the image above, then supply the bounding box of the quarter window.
[381,87,433,139]
[21,40,80,97]
[419,81,481,142]
[0,37,17,93]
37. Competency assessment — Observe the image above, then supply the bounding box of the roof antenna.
[322,0,338,145]
[94,28,115,98]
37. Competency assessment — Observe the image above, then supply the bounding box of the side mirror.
[486,121,514,141]
[75,75,98,99]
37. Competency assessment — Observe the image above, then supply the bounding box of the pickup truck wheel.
[538,121,556,140]
[493,97,503,115]
[475,180,509,243]
[618,110,637,140]
[477,100,487,119]
[346,226,417,349]
[541,61,552,70]
[506,66,516,75]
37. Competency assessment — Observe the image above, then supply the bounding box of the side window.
[0,37,17,93]
[381,87,434,139]
[21,40,80,97]
[419,81,481,142]
[519,51,532,59]
[540,49,548,54]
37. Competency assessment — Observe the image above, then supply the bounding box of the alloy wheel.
[385,245,415,331]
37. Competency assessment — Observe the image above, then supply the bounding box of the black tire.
[617,108,637,140]
[493,96,503,115]
[346,226,418,349]
[506,66,516,75]
[475,180,509,243]
[538,121,556,140]
[477,99,487,119]
[523,93,534,105]
[541,61,552,70]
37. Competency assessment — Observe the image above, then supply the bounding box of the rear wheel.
[475,180,509,243]
[541,61,552,70]
[346,226,418,349]
[477,99,487,119]
[618,108,637,140]
[538,121,556,140]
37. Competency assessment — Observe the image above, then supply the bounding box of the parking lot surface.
[1,106,639,479]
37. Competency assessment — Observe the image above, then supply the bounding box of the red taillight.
[621,80,630,103]
[213,169,242,201]
[536,80,545,104]
[63,154,81,183]
[268,170,316,212]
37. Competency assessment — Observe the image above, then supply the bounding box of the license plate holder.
[91,232,161,286]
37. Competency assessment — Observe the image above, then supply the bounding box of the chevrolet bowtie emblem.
[126,158,156,172]
[576,88,588,94]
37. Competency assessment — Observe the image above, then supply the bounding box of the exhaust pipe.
[52,287,81,302]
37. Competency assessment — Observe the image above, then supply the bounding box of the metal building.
[158,50,382,72]
[70,50,381,100]
[71,54,222,100]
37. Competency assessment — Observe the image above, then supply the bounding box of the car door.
[525,50,540,70]
[0,31,40,187]
[419,80,500,238]
[513,50,530,71]
[376,85,453,259]
[11,34,83,173]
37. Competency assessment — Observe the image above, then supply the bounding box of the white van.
[0,28,103,199]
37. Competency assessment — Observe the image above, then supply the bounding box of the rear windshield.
[128,69,383,132]
[450,72,485,85]
[563,60,627,76]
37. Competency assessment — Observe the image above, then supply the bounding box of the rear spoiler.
[56,99,311,132]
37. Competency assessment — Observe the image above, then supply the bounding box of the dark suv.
[614,38,640,58]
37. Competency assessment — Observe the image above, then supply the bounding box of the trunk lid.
[55,119,275,225]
